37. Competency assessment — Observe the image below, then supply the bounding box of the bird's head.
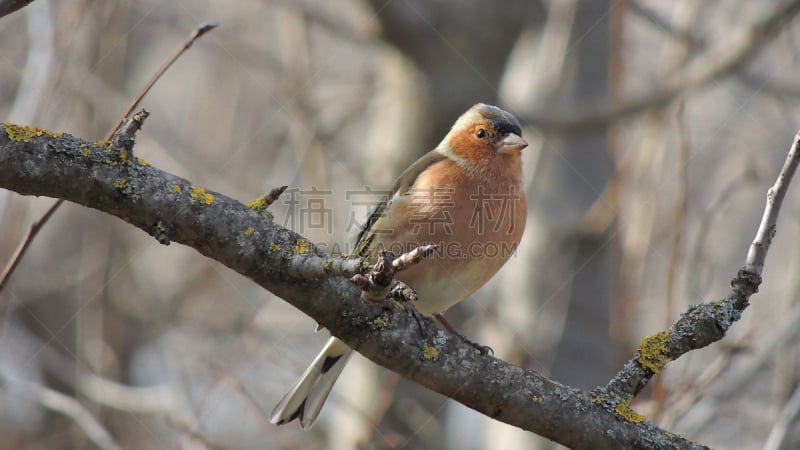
[439,103,527,173]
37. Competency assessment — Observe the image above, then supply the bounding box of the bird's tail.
[270,336,353,429]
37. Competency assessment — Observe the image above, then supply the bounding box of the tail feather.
[270,337,353,429]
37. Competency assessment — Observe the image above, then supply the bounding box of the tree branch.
[602,132,800,404]
[5,123,797,449]
[527,0,800,132]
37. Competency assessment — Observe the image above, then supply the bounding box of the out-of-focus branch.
[601,132,800,407]
[2,376,121,450]
[526,0,800,132]
[0,125,711,449]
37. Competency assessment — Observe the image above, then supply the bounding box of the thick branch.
[0,123,726,449]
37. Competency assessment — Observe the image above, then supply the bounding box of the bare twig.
[0,24,214,295]
[247,185,288,215]
[602,131,800,407]
[103,23,217,141]
[745,132,800,273]
[0,198,62,292]
[350,245,438,303]
[110,109,149,157]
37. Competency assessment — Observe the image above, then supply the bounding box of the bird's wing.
[353,150,447,256]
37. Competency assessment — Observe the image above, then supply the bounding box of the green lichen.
[247,197,268,213]
[294,239,310,255]
[422,343,440,360]
[639,330,673,374]
[614,398,646,423]
[81,145,92,157]
[190,186,214,205]
[3,123,62,142]
[369,315,390,330]
[269,242,282,252]
[113,179,127,189]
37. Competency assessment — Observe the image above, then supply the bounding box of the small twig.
[391,244,438,271]
[265,185,288,206]
[351,251,396,304]
[0,24,215,295]
[745,131,800,274]
[247,185,288,215]
[110,109,149,158]
[0,198,62,293]
[350,245,438,304]
[103,23,218,141]
[602,130,800,405]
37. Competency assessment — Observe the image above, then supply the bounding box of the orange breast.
[369,156,526,314]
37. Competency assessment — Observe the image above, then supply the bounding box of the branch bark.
[4,123,797,449]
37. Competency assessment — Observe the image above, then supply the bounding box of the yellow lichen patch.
[113,179,127,189]
[119,148,129,164]
[3,123,63,142]
[190,186,214,205]
[293,239,310,255]
[323,257,334,271]
[170,184,181,193]
[638,330,673,374]
[136,157,150,166]
[614,400,646,423]
[81,145,92,157]
[132,192,141,201]
[247,197,268,214]
[244,227,255,237]
[422,343,440,360]
[369,315,390,330]
[269,242,282,252]
[94,140,112,149]
[156,221,168,232]
[532,396,543,404]
[104,158,118,166]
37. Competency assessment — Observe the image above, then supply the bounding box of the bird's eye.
[476,129,487,139]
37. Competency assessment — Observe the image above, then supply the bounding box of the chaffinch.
[270,103,528,428]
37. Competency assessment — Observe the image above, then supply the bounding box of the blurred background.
[2,0,800,448]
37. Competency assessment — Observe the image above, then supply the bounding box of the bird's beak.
[497,133,528,154]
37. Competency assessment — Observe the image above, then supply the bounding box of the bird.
[270,103,528,429]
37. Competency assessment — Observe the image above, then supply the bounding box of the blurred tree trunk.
[511,0,616,391]
[356,1,546,448]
